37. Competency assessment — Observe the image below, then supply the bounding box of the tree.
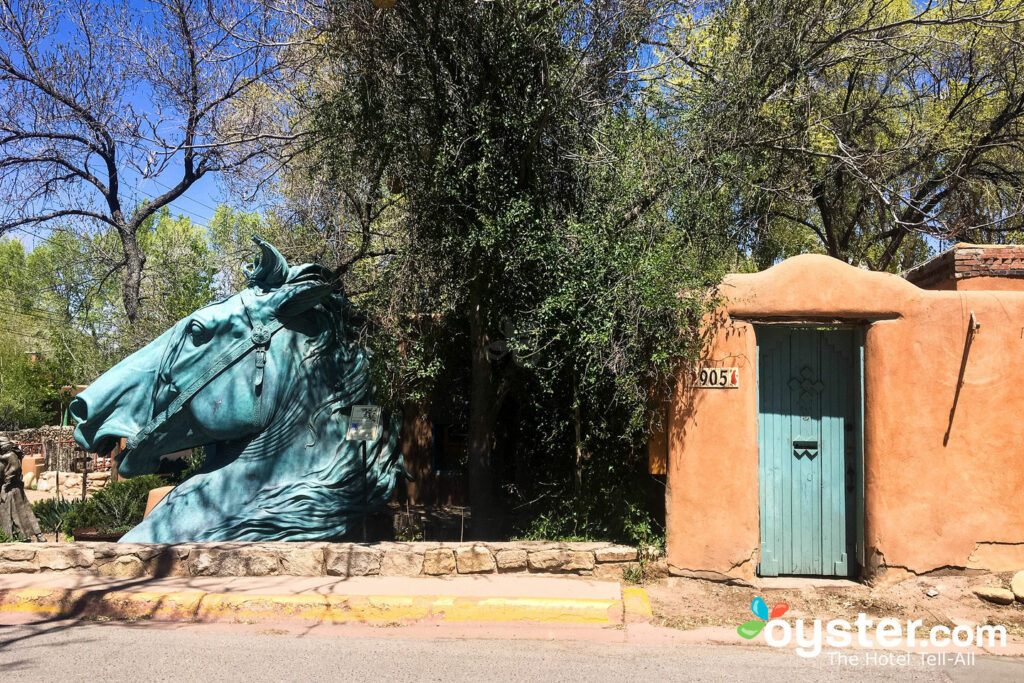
[0,237,63,427]
[0,208,217,402]
[312,0,726,536]
[658,0,1024,270]
[30,207,217,360]
[0,0,301,320]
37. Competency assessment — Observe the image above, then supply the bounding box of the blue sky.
[7,0,241,250]
[14,146,229,254]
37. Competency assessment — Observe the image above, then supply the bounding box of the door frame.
[753,322,866,579]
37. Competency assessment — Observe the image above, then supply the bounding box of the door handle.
[793,439,818,458]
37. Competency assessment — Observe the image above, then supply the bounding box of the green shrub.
[31,498,81,534]
[173,447,205,484]
[63,475,167,533]
[0,528,25,543]
[518,496,665,550]
[59,497,105,532]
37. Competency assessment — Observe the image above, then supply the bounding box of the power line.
[145,177,224,215]
[0,301,70,325]
[129,185,216,225]
[0,328,50,343]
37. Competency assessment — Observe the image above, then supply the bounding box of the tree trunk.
[120,230,146,323]
[467,277,499,538]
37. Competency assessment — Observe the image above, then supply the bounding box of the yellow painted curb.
[0,587,623,625]
[621,587,652,623]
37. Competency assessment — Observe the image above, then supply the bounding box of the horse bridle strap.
[127,318,286,453]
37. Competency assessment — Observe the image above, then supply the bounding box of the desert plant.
[31,498,81,534]
[62,475,167,533]
[622,564,644,585]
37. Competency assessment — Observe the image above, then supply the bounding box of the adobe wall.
[665,255,1024,583]
[929,277,1024,292]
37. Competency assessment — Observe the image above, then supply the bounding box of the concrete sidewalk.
[0,573,651,626]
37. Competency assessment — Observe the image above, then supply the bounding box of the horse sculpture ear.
[273,281,333,318]
[246,236,289,289]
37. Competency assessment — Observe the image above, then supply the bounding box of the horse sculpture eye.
[189,321,210,346]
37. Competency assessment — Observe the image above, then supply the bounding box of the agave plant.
[31,498,80,534]
[92,484,147,530]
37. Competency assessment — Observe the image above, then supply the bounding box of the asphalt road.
[1,620,1022,682]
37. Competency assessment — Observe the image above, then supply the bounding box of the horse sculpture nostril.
[68,397,89,424]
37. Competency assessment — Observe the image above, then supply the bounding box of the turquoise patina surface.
[70,239,403,542]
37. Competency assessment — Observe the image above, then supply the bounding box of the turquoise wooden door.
[757,327,861,577]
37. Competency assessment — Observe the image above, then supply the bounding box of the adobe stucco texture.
[660,254,1024,583]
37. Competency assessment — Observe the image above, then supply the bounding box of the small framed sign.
[690,367,739,389]
[346,405,382,441]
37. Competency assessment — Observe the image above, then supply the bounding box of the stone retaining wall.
[34,470,111,499]
[0,426,74,444]
[0,541,663,580]
[1,426,79,472]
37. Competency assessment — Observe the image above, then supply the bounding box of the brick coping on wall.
[0,541,662,581]
[902,242,1024,289]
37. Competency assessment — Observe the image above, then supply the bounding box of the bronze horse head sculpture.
[71,238,402,542]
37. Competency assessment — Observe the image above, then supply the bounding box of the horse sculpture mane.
[71,238,403,542]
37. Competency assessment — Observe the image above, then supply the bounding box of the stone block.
[173,544,195,559]
[528,549,572,570]
[144,551,190,578]
[527,549,594,572]
[973,586,1015,605]
[592,562,638,581]
[91,543,120,559]
[117,544,168,562]
[98,555,146,578]
[565,542,606,552]
[594,546,637,563]
[188,549,281,576]
[325,546,381,577]
[1012,571,1024,602]
[423,549,456,575]
[36,546,94,570]
[0,561,37,573]
[564,551,595,572]
[280,545,326,576]
[495,549,528,572]
[380,549,424,576]
[493,541,559,551]
[646,557,670,578]
[455,545,496,574]
[0,546,36,562]
[186,550,220,576]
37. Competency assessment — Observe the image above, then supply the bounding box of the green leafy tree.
[0,208,218,407]
[658,0,1024,270]
[0,238,63,427]
[311,0,727,538]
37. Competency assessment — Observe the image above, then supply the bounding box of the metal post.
[361,440,368,542]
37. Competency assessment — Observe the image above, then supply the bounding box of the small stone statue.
[0,436,45,542]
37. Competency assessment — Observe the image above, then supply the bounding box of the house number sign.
[691,367,739,389]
